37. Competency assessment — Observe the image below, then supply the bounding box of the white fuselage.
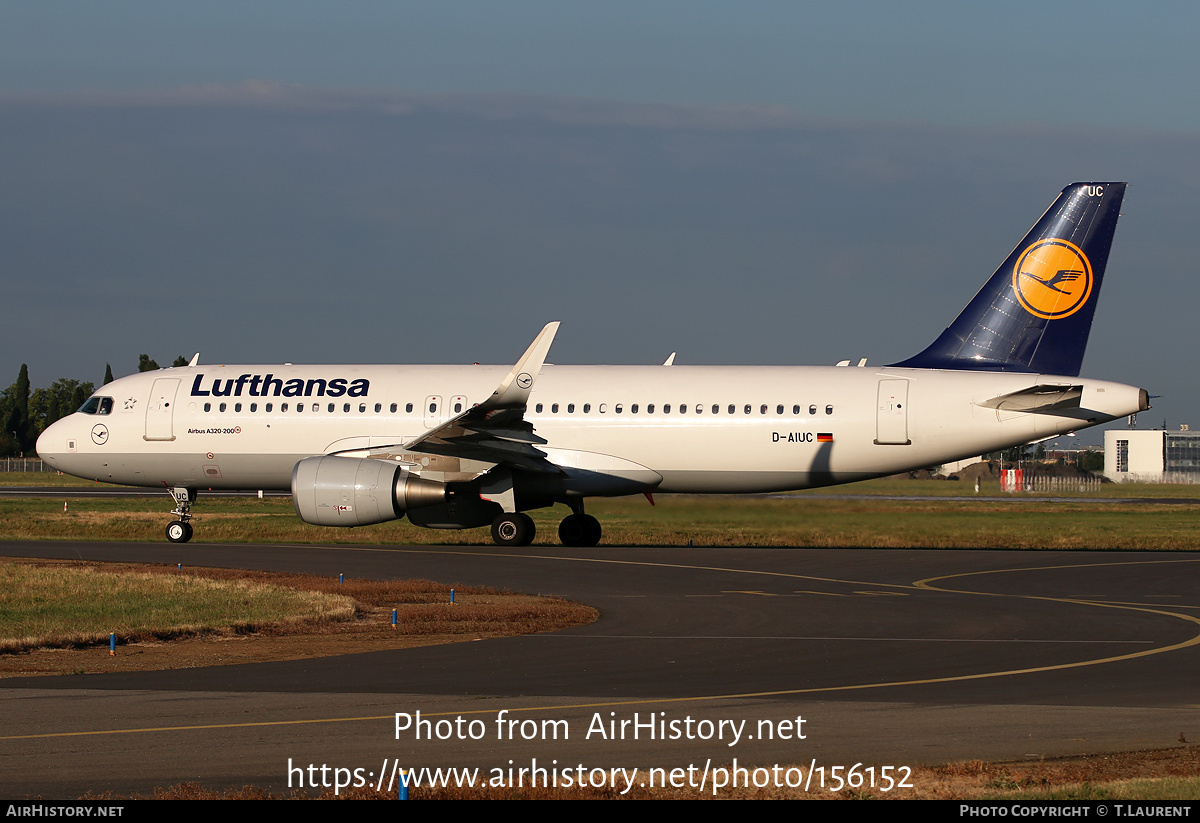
[37,362,1144,494]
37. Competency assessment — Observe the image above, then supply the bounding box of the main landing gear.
[558,512,602,547]
[166,486,196,543]
[491,512,536,546]
[488,508,603,547]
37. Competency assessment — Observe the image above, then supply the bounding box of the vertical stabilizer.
[891,182,1125,376]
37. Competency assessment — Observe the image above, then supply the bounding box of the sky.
[3,2,1199,444]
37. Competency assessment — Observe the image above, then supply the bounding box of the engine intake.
[291,455,446,527]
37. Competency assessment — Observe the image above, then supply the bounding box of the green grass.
[794,475,1200,499]
[0,471,120,487]
[11,469,1200,497]
[4,490,1200,550]
[0,560,354,652]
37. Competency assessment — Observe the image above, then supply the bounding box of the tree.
[30,379,94,434]
[103,363,113,385]
[137,355,186,371]
[1080,451,1104,473]
[0,365,34,455]
[69,383,90,412]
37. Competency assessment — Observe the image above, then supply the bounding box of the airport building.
[1104,427,1200,483]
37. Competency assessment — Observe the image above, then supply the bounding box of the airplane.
[37,182,1148,547]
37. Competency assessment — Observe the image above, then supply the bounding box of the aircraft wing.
[398,322,562,474]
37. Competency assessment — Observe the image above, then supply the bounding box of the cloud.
[2,85,1197,437]
[0,80,833,131]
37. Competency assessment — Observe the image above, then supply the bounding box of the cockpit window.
[78,397,113,415]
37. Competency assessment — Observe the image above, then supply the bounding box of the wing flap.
[399,322,562,474]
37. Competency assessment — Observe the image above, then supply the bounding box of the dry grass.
[0,558,597,677]
[7,493,1200,550]
[0,559,354,653]
[80,746,1200,800]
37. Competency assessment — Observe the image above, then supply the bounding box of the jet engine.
[291,455,446,527]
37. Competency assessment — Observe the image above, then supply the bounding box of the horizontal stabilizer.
[977,384,1083,413]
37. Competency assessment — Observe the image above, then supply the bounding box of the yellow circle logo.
[1012,239,1093,320]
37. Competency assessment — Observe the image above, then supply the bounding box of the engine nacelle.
[291,455,446,527]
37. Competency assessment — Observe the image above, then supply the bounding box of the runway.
[2,539,1198,797]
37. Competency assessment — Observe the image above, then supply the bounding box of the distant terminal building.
[1105,427,1200,483]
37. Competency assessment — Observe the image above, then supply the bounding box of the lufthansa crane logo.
[1012,238,1093,320]
[90,424,109,445]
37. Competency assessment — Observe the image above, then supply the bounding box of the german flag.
[817,432,834,442]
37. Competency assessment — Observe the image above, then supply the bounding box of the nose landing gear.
[165,487,196,543]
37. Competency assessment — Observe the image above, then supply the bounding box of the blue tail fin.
[891,182,1125,377]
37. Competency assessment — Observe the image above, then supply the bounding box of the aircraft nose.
[36,418,67,470]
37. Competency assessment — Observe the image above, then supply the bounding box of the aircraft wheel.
[559,514,586,546]
[560,514,601,547]
[581,514,602,547]
[491,513,535,546]
[166,521,193,543]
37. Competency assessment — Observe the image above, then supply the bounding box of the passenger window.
[295,403,303,413]
[426,402,434,414]
[453,401,461,413]
[203,403,211,412]
[809,405,817,415]
[664,404,671,414]
[776,404,784,414]
[631,404,638,413]
[728,404,735,414]
[679,404,687,414]
[552,403,559,413]
[281,403,288,412]
[250,403,257,412]
[793,405,800,414]
[615,404,623,414]
[343,403,350,413]
[826,405,833,415]
[712,404,719,414]
[760,405,767,414]
[327,403,335,413]
[535,403,543,413]
[406,403,413,413]
[583,403,591,413]
[375,403,382,413]
[235,403,243,413]
[647,404,655,414]
[390,403,398,413]
[744,405,751,414]
[599,403,607,413]
[568,403,575,413]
